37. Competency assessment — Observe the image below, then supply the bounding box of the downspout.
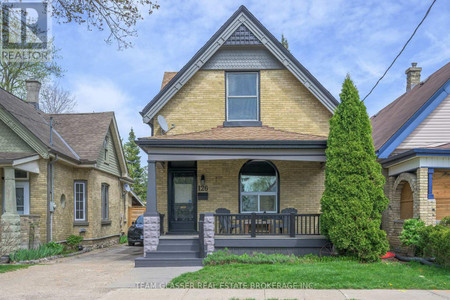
[48,154,58,242]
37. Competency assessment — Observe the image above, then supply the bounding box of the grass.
[169,256,450,289]
[0,264,32,273]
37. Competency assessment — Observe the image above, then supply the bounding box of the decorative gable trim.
[140,6,338,123]
[224,24,261,45]
[377,80,450,159]
[0,106,48,159]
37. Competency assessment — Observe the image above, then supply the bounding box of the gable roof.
[0,87,78,160]
[140,5,338,122]
[48,112,114,162]
[371,62,450,158]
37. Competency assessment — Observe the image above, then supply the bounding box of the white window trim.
[15,181,30,215]
[74,181,86,221]
[226,72,259,122]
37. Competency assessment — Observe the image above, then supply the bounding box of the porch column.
[143,160,159,255]
[1,167,21,255]
[145,160,157,214]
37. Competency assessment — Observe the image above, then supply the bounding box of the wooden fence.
[127,207,146,228]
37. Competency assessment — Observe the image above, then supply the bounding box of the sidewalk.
[101,288,450,300]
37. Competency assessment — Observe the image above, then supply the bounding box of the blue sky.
[51,0,449,152]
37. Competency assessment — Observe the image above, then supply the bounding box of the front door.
[168,171,197,232]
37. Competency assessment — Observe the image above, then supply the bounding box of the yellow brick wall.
[153,70,331,136]
[157,160,324,232]
[24,159,128,244]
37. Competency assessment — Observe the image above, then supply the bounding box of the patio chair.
[277,208,298,234]
[215,208,242,234]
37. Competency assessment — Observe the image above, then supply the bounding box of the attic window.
[226,72,259,122]
[103,136,109,161]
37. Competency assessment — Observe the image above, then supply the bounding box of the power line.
[361,0,437,102]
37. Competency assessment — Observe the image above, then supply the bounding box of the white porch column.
[1,167,21,255]
[143,160,160,255]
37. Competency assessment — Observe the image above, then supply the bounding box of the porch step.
[135,257,203,267]
[135,237,203,267]
[146,250,200,259]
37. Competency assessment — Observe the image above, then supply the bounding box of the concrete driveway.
[0,244,201,300]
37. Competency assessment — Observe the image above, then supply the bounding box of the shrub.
[9,242,64,262]
[119,235,128,244]
[320,76,389,262]
[426,225,450,267]
[400,219,425,248]
[66,235,83,249]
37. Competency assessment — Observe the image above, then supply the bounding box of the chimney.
[405,62,422,92]
[25,80,41,109]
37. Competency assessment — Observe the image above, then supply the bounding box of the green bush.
[320,76,389,262]
[119,235,128,244]
[426,226,450,267]
[9,242,64,262]
[66,235,83,249]
[203,250,356,266]
[400,219,425,249]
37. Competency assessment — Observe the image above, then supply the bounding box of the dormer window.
[226,72,259,122]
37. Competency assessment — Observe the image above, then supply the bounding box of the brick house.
[0,81,134,254]
[372,62,450,251]
[135,6,339,266]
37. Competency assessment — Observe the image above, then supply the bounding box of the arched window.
[400,182,413,219]
[239,160,278,213]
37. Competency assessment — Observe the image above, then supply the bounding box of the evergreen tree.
[124,128,147,201]
[281,34,289,51]
[320,76,389,262]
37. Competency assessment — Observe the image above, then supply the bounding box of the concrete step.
[146,251,200,259]
[135,257,204,267]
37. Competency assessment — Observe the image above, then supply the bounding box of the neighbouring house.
[0,81,134,254]
[372,62,450,252]
[135,6,339,267]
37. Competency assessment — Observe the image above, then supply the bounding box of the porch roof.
[138,126,327,144]
[137,126,327,161]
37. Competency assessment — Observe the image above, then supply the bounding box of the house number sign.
[198,185,208,191]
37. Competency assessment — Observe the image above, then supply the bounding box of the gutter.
[47,154,58,242]
[380,148,450,168]
[136,139,328,149]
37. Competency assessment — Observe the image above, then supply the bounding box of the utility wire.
[361,0,437,102]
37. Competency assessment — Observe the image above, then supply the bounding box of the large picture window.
[240,160,278,213]
[74,181,86,221]
[226,72,259,121]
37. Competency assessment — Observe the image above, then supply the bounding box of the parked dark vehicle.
[127,215,144,246]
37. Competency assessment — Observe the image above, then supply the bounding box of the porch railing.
[213,213,321,237]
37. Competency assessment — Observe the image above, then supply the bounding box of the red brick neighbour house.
[372,62,450,252]
[136,6,339,267]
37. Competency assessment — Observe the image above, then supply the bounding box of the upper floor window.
[226,72,259,121]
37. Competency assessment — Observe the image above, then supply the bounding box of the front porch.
[136,127,330,264]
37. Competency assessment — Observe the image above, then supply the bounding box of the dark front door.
[168,171,197,232]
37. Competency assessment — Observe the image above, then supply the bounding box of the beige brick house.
[135,6,338,265]
[372,62,450,251]
[0,81,134,253]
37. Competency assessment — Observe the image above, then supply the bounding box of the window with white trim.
[101,183,109,220]
[226,72,259,121]
[240,160,278,213]
[74,181,86,221]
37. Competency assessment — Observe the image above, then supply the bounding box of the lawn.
[169,260,450,290]
[0,264,32,273]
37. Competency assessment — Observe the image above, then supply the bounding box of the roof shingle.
[371,62,450,151]
[141,125,327,141]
